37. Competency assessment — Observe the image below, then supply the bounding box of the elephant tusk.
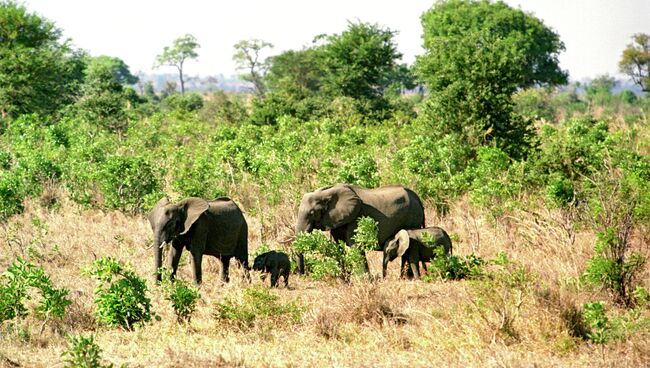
[159,241,167,249]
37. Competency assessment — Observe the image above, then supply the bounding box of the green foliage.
[335,154,380,188]
[582,302,611,345]
[425,248,485,281]
[155,34,200,94]
[351,217,380,252]
[417,0,567,158]
[0,258,71,324]
[160,273,201,323]
[0,172,24,220]
[233,39,274,97]
[0,1,86,118]
[61,334,115,368]
[317,21,401,117]
[163,93,204,112]
[83,257,154,330]
[581,158,650,306]
[618,33,650,92]
[213,286,302,329]
[98,155,161,213]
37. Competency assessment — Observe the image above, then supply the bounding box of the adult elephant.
[294,184,425,274]
[148,197,249,284]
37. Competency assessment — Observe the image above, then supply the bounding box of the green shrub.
[0,172,24,220]
[82,257,155,330]
[61,334,115,368]
[164,93,204,112]
[213,286,302,329]
[425,248,485,281]
[98,155,161,213]
[335,154,380,188]
[0,258,71,327]
[161,274,200,324]
[293,217,379,281]
[582,302,611,345]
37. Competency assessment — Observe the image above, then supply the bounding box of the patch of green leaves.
[213,286,302,329]
[82,257,155,330]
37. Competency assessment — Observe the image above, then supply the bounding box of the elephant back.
[355,185,425,246]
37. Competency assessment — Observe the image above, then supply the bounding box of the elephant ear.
[148,197,170,227]
[322,185,361,230]
[179,197,210,235]
[396,230,411,257]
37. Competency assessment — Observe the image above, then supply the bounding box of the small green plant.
[160,271,200,323]
[98,155,161,213]
[0,258,71,332]
[293,217,379,281]
[213,286,302,329]
[424,248,485,281]
[582,301,611,345]
[61,334,115,368]
[82,257,155,330]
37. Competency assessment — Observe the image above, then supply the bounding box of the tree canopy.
[416,0,568,158]
[155,34,200,94]
[619,33,650,92]
[233,39,274,97]
[0,1,86,118]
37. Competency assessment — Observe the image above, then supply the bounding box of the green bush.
[98,155,161,213]
[161,274,201,324]
[0,172,24,220]
[425,248,485,281]
[82,257,155,330]
[0,258,71,326]
[335,154,380,188]
[213,286,302,329]
[61,334,115,368]
[293,217,379,281]
[164,93,204,112]
[582,302,611,345]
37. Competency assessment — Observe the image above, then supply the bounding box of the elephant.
[382,227,452,279]
[295,184,425,274]
[148,196,249,284]
[252,250,290,288]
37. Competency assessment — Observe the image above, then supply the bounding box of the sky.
[20,0,650,82]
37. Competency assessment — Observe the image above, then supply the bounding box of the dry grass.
[0,195,649,368]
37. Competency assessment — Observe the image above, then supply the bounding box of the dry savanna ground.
[0,194,649,368]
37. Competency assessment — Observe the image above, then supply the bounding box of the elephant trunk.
[154,234,164,282]
[294,217,313,275]
[382,252,389,278]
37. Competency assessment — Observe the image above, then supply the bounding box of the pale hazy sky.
[21,0,650,82]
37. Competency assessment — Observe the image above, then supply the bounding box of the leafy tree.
[585,74,616,106]
[619,33,650,92]
[0,1,86,118]
[233,39,274,97]
[416,0,567,157]
[76,56,139,134]
[317,21,402,113]
[265,48,322,97]
[155,34,200,94]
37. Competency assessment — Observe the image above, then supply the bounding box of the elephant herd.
[148,184,452,287]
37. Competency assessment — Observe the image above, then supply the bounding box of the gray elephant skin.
[383,227,452,279]
[295,184,425,274]
[252,250,291,288]
[148,197,249,284]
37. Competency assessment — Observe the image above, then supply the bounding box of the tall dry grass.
[0,192,648,368]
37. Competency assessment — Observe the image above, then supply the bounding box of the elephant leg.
[282,268,289,287]
[168,245,183,281]
[409,254,421,279]
[270,269,279,288]
[219,255,231,283]
[190,250,203,285]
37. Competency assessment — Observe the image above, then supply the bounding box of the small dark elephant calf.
[383,227,452,279]
[252,251,290,288]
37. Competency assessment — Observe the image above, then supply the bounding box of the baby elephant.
[252,251,290,288]
[383,227,452,279]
